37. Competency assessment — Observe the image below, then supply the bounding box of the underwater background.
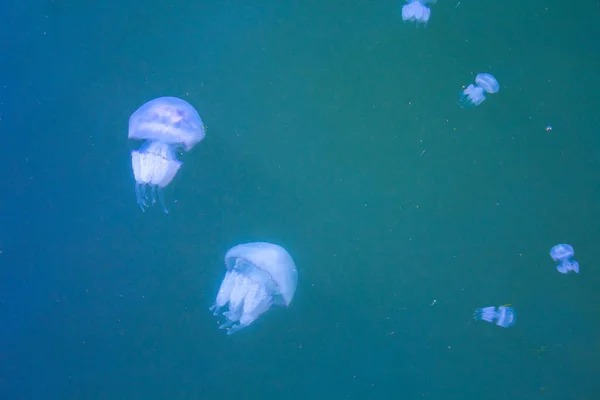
[1,0,599,399]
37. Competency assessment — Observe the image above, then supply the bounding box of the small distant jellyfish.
[210,242,299,335]
[128,97,206,213]
[474,305,517,328]
[402,0,436,25]
[458,73,500,108]
[550,244,580,274]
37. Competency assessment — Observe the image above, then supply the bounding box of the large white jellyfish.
[210,242,299,335]
[402,0,436,25]
[128,96,206,213]
[458,73,500,108]
[550,244,580,274]
[474,305,516,328]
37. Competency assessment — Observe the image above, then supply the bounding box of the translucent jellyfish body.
[402,0,436,25]
[210,242,299,335]
[550,244,580,274]
[473,305,516,328]
[458,73,499,108]
[128,97,205,213]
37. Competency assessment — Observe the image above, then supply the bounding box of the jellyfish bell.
[550,243,574,262]
[128,96,205,151]
[496,305,517,327]
[128,96,206,213]
[210,242,299,335]
[475,73,500,94]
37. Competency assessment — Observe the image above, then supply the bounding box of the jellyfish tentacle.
[209,304,221,315]
[135,183,147,211]
[225,323,248,335]
[218,319,235,330]
[157,187,168,214]
[150,185,157,205]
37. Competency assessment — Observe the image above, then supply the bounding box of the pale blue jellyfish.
[550,244,580,274]
[473,305,516,328]
[402,0,436,24]
[128,97,206,213]
[210,242,299,335]
[458,73,499,108]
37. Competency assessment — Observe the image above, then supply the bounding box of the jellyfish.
[210,242,299,335]
[474,305,516,328]
[550,244,580,274]
[128,96,206,213]
[402,0,436,25]
[458,73,500,108]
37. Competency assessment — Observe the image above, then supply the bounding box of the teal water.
[1,0,599,399]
